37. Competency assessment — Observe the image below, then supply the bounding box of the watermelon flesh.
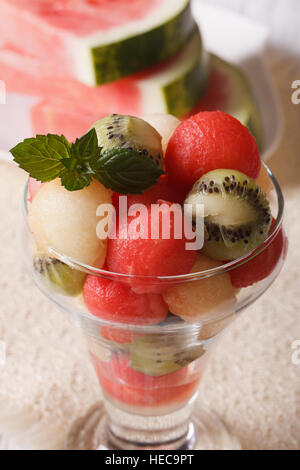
[185,54,264,149]
[0,0,195,85]
[31,100,114,143]
[0,29,206,116]
[92,356,202,411]
[3,31,205,141]
[0,45,141,110]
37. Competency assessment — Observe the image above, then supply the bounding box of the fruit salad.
[13,111,286,417]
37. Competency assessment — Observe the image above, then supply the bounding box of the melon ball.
[106,201,197,293]
[141,113,181,155]
[29,179,112,267]
[83,275,168,325]
[165,111,261,197]
[163,254,237,322]
[112,175,182,209]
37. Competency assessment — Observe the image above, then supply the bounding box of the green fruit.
[92,114,164,168]
[33,255,86,296]
[129,333,205,376]
[209,54,264,150]
[185,169,272,261]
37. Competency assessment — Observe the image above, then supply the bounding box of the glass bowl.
[20,165,286,450]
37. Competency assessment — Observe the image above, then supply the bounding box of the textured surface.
[0,52,300,450]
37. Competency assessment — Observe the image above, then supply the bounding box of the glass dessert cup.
[20,166,286,451]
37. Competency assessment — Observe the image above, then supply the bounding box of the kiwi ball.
[129,333,205,377]
[185,169,272,260]
[92,114,164,168]
[33,255,86,296]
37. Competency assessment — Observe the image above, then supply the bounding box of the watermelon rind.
[138,30,210,117]
[77,0,197,86]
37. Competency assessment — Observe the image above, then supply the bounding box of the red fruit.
[83,275,168,325]
[92,356,202,408]
[165,111,261,196]
[229,220,287,288]
[28,178,42,202]
[106,201,197,293]
[112,176,181,210]
[99,326,135,344]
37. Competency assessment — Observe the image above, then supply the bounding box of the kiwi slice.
[185,169,272,261]
[129,333,205,377]
[33,255,86,296]
[92,114,164,169]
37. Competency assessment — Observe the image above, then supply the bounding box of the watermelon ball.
[106,201,197,293]
[112,175,182,210]
[83,275,168,326]
[165,111,261,197]
[99,325,136,344]
[93,356,202,408]
[229,220,287,288]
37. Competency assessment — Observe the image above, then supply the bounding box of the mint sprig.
[11,134,71,182]
[10,129,165,193]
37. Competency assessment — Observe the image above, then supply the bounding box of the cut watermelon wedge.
[0,0,196,86]
[136,31,209,116]
[0,29,207,117]
[187,54,264,150]
[28,32,209,141]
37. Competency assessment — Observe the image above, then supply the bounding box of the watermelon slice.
[136,31,209,117]
[0,0,196,86]
[187,54,264,150]
[0,30,207,115]
[28,32,209,142]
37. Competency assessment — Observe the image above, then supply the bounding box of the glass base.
[65,401,241,450]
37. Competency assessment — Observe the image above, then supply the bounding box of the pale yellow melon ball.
[163,254,237,323]
[29,179,112,267]
[141,113,181,155]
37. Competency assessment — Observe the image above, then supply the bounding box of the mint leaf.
[70,128,101,162]
[10,130,99,191]
[57,129,101,191]
[10,129,164,194]
[91,148,165,194]
[61,172,92,191]
[61,158,78,171]
[10,134,71,182]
